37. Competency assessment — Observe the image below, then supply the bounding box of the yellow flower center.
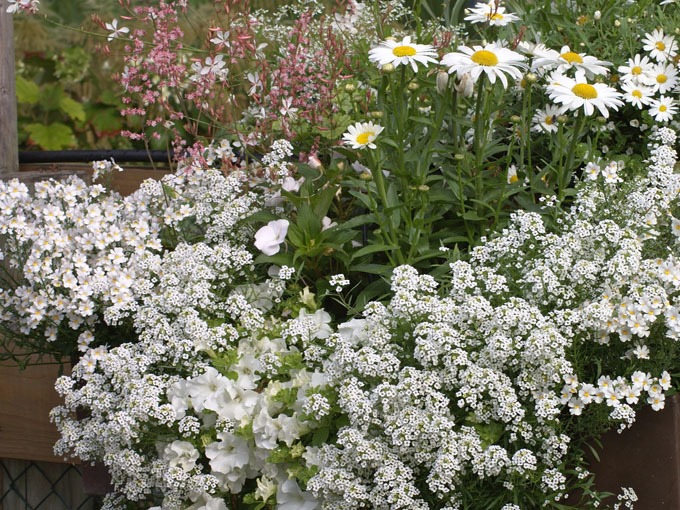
[656,41,666,51]
[632,90,642,98]
[572,83,598,99]
[657,74,667,83]
[471,50,499,66]
[356,132,374,144]
[393,45,417,57]
[660,105,667,112]
[632,66,642,75]
[509,174,518,183]
[561,51,584,64]
[545,116,554,125]
[489,13,504,20]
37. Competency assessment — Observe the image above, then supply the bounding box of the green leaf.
[311,426,330,446]
[98,89,120,106]
[311,185,339,218]
[350,263,392,276]
[39,84,65,113]
[59,96,86,122]
[352,244,395,259]
[25,123,76,150]
[89,108,123,134]
[297,203,321,239]
[15,76,40,104]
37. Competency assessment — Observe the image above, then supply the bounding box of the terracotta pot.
[587,394,680,508]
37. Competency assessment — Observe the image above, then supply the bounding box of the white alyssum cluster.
[50,145,329,510]
[307,129,680,509]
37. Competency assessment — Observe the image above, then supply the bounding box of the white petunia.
[254,219,289,256]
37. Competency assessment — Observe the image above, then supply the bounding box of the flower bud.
[455,73,474,97]
[418,184,429,191]
[596,116,607,125]
[594,10,601,20]
[510,115,521,124]
[408,81,419,91]
[614,19,621,27]
[556,115,569,124]
[344,83,356,93]
[385,36,397,42]
[436,71,449,94]
[370,110,384,119]
[525,72,538,84]
[454,153,465,161]
[360,171,373,181]
[381,63,395,74]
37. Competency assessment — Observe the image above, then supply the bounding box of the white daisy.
[342,122,384,149]
[621,81,654,109]
[617,54,654,84]
[464,2,520,26]
[641,28,678,62]
[532,45,611,80]
[547,75,623,118]
[642,62,678,94]
[531,104,562,133]
[368,36,438,73]
[441,42,526,89]
[649,96,677,123]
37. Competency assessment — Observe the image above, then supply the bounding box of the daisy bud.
[455,73,475,97]
[614,19,621,27]
[525,72,538,84]
[454,153,465,161]
[344,83,356,92]
[418,184,429,191]
[436,71,449,94]
[556,115,569,124]
[510,115,522,124]
[359,171,373,181]
[594,10,601,20]
[381,63,395,74]
[596,116,607,124]
[408,81,419,91]
[370,111,384,119]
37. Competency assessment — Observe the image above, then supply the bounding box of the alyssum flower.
[547,75,623,118]
[441,42,526,89]
[342,121,384,149]
[368,36,438,72]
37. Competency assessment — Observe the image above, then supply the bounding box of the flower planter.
[587,395,680,508]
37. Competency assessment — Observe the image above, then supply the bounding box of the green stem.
[560,113,586,201]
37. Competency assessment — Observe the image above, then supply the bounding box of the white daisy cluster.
[617,28,679,123]
[0,175,162,357]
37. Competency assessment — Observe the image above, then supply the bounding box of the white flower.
[649,96,677,123]
[532,45,611,80]
[205,432,250,475]
[621,81,653,109]
[532,104,562,133]
[641,28,678,62]
[104,19,130,42]
[209,30,230,47]
[162,440,200,472]
[342,121,384,149]
[254,219,289,256]
[368,36,438,72]
[642,62,678,94]
[618,54,654,84]
[276,479,319,510]
[546,75,623,118]
[441,42,526,89]
[464,2,520,25]
[507,165,518,184]
[583,161,600,181]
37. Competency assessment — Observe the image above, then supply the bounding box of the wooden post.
[0,0,19,175]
